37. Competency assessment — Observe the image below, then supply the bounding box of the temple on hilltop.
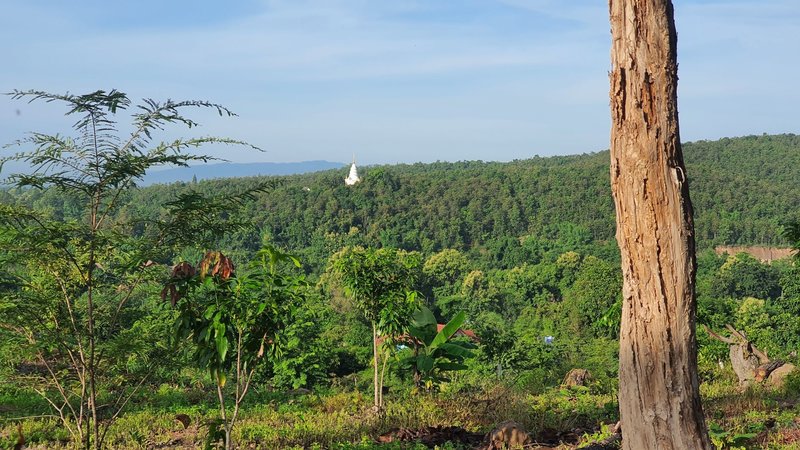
[344,155,361,186]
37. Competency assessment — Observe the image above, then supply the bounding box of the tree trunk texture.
[609,1,712,449]
[729,344,761,385]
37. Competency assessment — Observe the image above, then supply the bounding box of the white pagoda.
[344,155,361,186]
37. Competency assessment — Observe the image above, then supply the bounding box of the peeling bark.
[609,1,712,449]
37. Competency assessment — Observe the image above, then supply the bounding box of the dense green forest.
[124,133,800,267]
[4,133,799,276]
[2,128,799,449]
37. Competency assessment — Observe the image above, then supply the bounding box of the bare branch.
[721,324,770,364]
[702,324,738,345]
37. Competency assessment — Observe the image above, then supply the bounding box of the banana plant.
[398,306,477,390]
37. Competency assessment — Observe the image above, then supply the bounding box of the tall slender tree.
[608,1,712,449]
[0,89,260,449]
[326,246,420,410]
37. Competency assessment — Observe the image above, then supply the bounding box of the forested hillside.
[3,134,798,275]
[687,134,800,245]
[164,133,800,260]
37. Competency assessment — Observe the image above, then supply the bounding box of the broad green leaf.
[203,304,217,319]
[431,311,466,348]
[198,326,210,342]
[407,325,427,341]
[411,305,436,328]
[216,333,228,362]
[417,355,434,373]
[439,342,474,358]
[437,362,468,372]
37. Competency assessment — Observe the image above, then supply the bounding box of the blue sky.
[1,0,798,165]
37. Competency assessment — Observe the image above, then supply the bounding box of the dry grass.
[1,378,798,449]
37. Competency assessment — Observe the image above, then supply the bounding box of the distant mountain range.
[142,160,346,185]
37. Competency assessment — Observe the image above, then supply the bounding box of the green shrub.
[782,368,800,397]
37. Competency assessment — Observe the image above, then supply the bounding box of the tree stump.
[562,368,592,387]
[729,344,761,386]
[487,421,531,450]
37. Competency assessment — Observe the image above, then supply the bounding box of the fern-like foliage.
[0,89,263,450]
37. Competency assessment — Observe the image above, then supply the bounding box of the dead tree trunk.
[704,324,793,386]
[704,324,764,385]
[609,1,712,449]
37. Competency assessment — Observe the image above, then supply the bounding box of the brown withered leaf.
[160,285,181,306]
[198,251,217,279]
[14,423,25,450]
[199,251,234,280]
[160,286,170,302]
[171,286,181,306]
[216,254,234,280]
[171,261,196,279]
